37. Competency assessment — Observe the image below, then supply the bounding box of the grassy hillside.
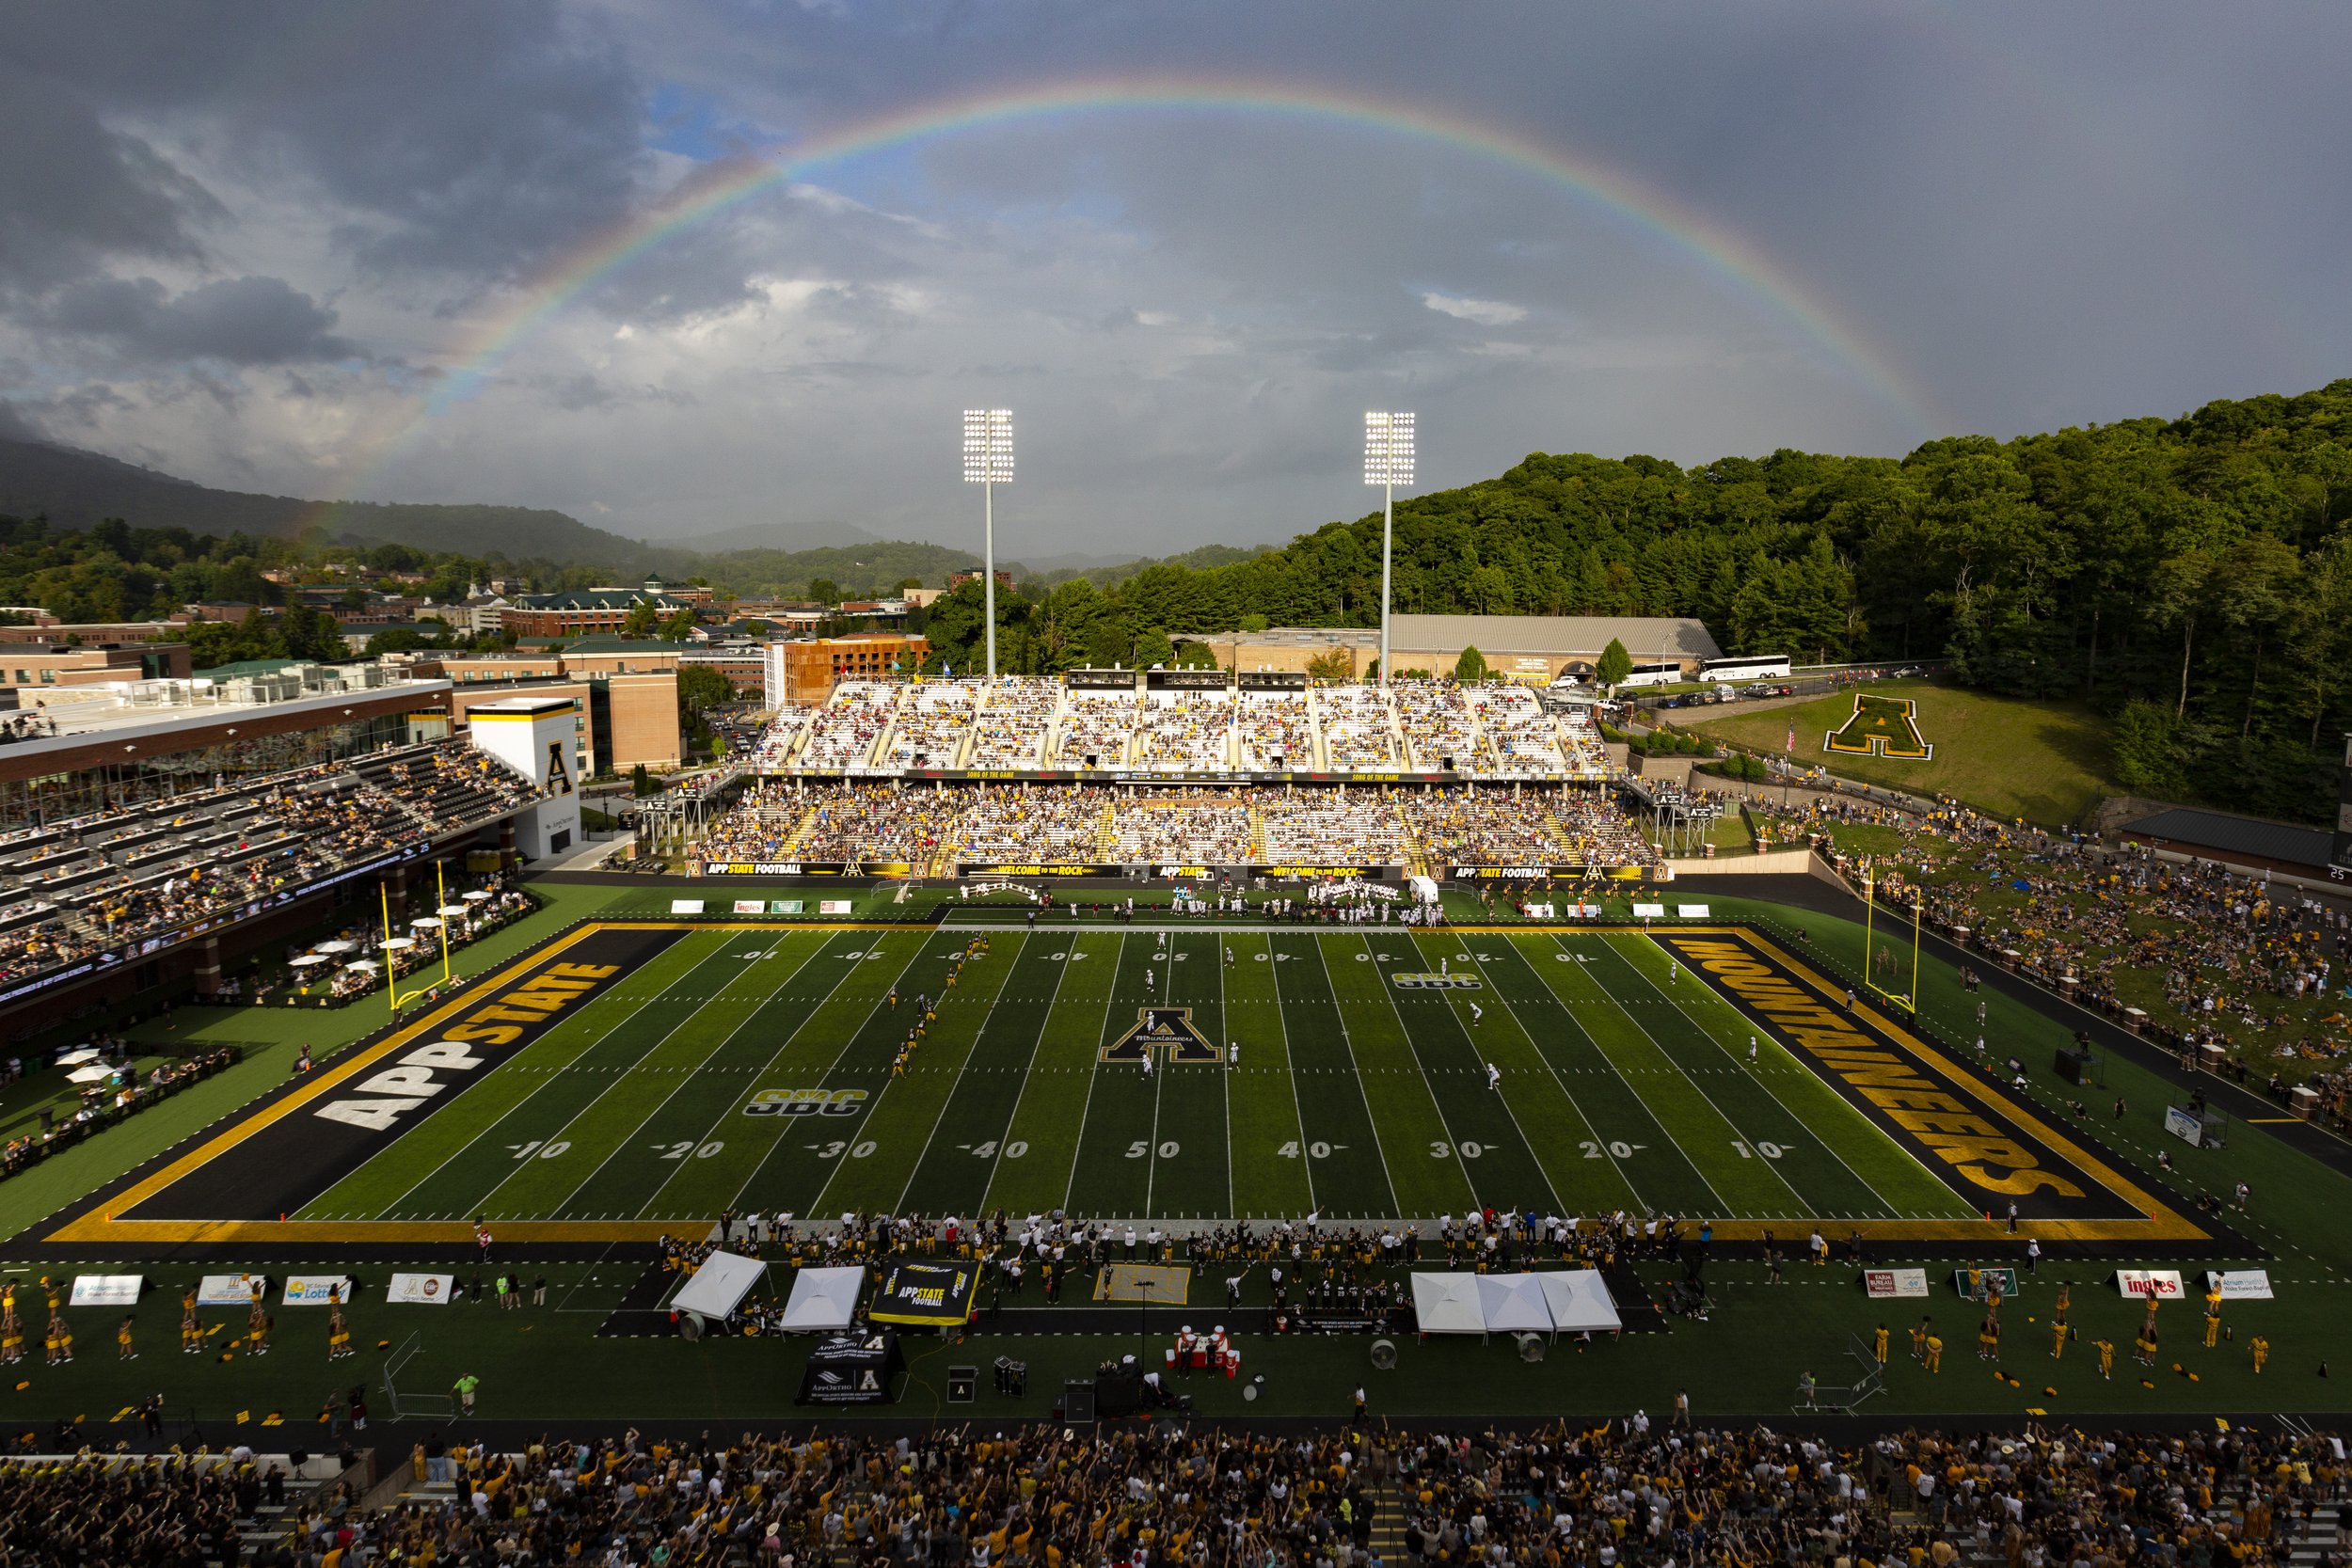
[1680,679,2120,824]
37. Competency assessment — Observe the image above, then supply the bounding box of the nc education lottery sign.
[282,1275,352,1306]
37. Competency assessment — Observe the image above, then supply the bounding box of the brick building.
[762,632,930,707]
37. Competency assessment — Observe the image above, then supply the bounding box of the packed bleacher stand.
[1470,683,1569,775]
[966,678,1061,768]
[796,681,899,768]
[1314,682,1400,768]
[1391,679,1490,772]
[0,739,538,990]
[694,779,810,864]
[948,784,1111,863]
[1134,689,1234,772]
[199,1409,2349,1568]
[1236,690,1317,771]
[1111,793,1255,862]
[880,680,977,769]
[1261,791,1408,863]
[1554,790,1655,867]
[1053,689,1139,768]
[1399,790,1568,863]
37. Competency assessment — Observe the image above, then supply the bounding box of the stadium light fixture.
[1363,412,1415,686]
[961,408,1014,679]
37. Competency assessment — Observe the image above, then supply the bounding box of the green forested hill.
[923,381,2352,823]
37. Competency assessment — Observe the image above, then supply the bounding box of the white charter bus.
[1698,654,1792,684]
[1617,660,1687,689]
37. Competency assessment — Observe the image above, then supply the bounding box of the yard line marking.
[1602,930,1923,1221]
[1518,933,1735,1215]
[1363,933,1563,1217]
[723,933,943,1214]
[1058,934,1131,1216]
[1554,928,1805,1213]
[1452,930,1638,1207]
[539,927,809,1217]
[368,930,748,1221]
[1296,936,1404,1221]
[977,939,1085,1214]
[1215,929,1238,1221]
[633,929,886,1219]
[890,933,1073,1217]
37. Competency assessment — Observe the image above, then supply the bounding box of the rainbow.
[299,76,1944,535]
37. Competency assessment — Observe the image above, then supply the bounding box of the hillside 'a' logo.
[1824,694,1933,760]
[1102,1006,1221,1065]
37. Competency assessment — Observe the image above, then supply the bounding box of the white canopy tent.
[779,1265,866,1332]
[1410,1272,1488,1338]
[669,1251,766,1330]
[1475,1273,1553,1335]
[1536,1270,1621,1336]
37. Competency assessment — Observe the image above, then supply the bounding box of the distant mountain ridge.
[0,434,1272,595]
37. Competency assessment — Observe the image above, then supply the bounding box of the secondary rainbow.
[301,77,1942,532]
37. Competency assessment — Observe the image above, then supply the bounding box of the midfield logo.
[1101,1006,1222,1065]
[1823,694,1933,760]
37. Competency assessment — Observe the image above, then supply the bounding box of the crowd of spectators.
[1472,685,1569,775]
[1135,691,1235,772]
[0,1450,257,1563]
[1398,790,1571,863]
[949,785,1111,863]
[0,740,539,990]
[696,781,809,864]
[1112,799,1255,862]
[1261,793,1408,863]
[880,683,979,769]
[968,679,1061,768]
[797,682,899,769]
[1054,690,1140,768]
[1236,692,1316,771]
[0,1045,237,1178]
[1391,681,1490,772]
[1743,791,2352,1101]
[248,1405,2345,1568]
[1314,683,1401,769]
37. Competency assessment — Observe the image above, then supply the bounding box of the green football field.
[201,919,2086,1231]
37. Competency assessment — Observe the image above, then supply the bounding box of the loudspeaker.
[1515,1332,1546,1362]
[1061,1380,1096,1424]
[677,1313,703,1341]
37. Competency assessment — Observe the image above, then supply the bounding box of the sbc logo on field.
[744,1088,868,1118]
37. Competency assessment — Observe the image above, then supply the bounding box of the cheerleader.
[327,1287,353,1362]
[117,1314,136,1361]
[0,1284,21,1365]
[46,1302,71,1365]
[181,1288,202,1354]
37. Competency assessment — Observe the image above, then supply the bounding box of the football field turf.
[56,919,2200,1245]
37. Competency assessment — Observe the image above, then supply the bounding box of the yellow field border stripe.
[1701,926,2206,1243]
[44,920,928,1244]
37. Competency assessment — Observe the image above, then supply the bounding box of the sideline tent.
[1536,1270,1621,1337]
[780,1265,866,1332]
[1411,1272,1488,1338]
[1476,1273,1553,1336]
[669,1250,766,1333]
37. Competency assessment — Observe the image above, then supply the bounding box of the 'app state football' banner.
[1101,1006,1221,1065]
[1824,694,1933,760]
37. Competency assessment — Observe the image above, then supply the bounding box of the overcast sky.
[1,1,2344,557]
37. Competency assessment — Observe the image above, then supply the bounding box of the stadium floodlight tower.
[1363,411,1415,685]
[961,408,1015,679]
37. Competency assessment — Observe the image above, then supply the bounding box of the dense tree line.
[918,382,2352,824]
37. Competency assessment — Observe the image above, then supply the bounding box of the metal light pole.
[962,409,1014,679]
[1363,412,1415,685]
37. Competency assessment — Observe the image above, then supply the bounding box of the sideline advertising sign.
[69,1275,142,1307]
[1863,1267,1929,1299]
[198,1274,267,1307]
[387,1272,455,1306]
[2113,1269,2184,1299]
[282,1275,354,1306]
[2204,1270,2274,1300]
